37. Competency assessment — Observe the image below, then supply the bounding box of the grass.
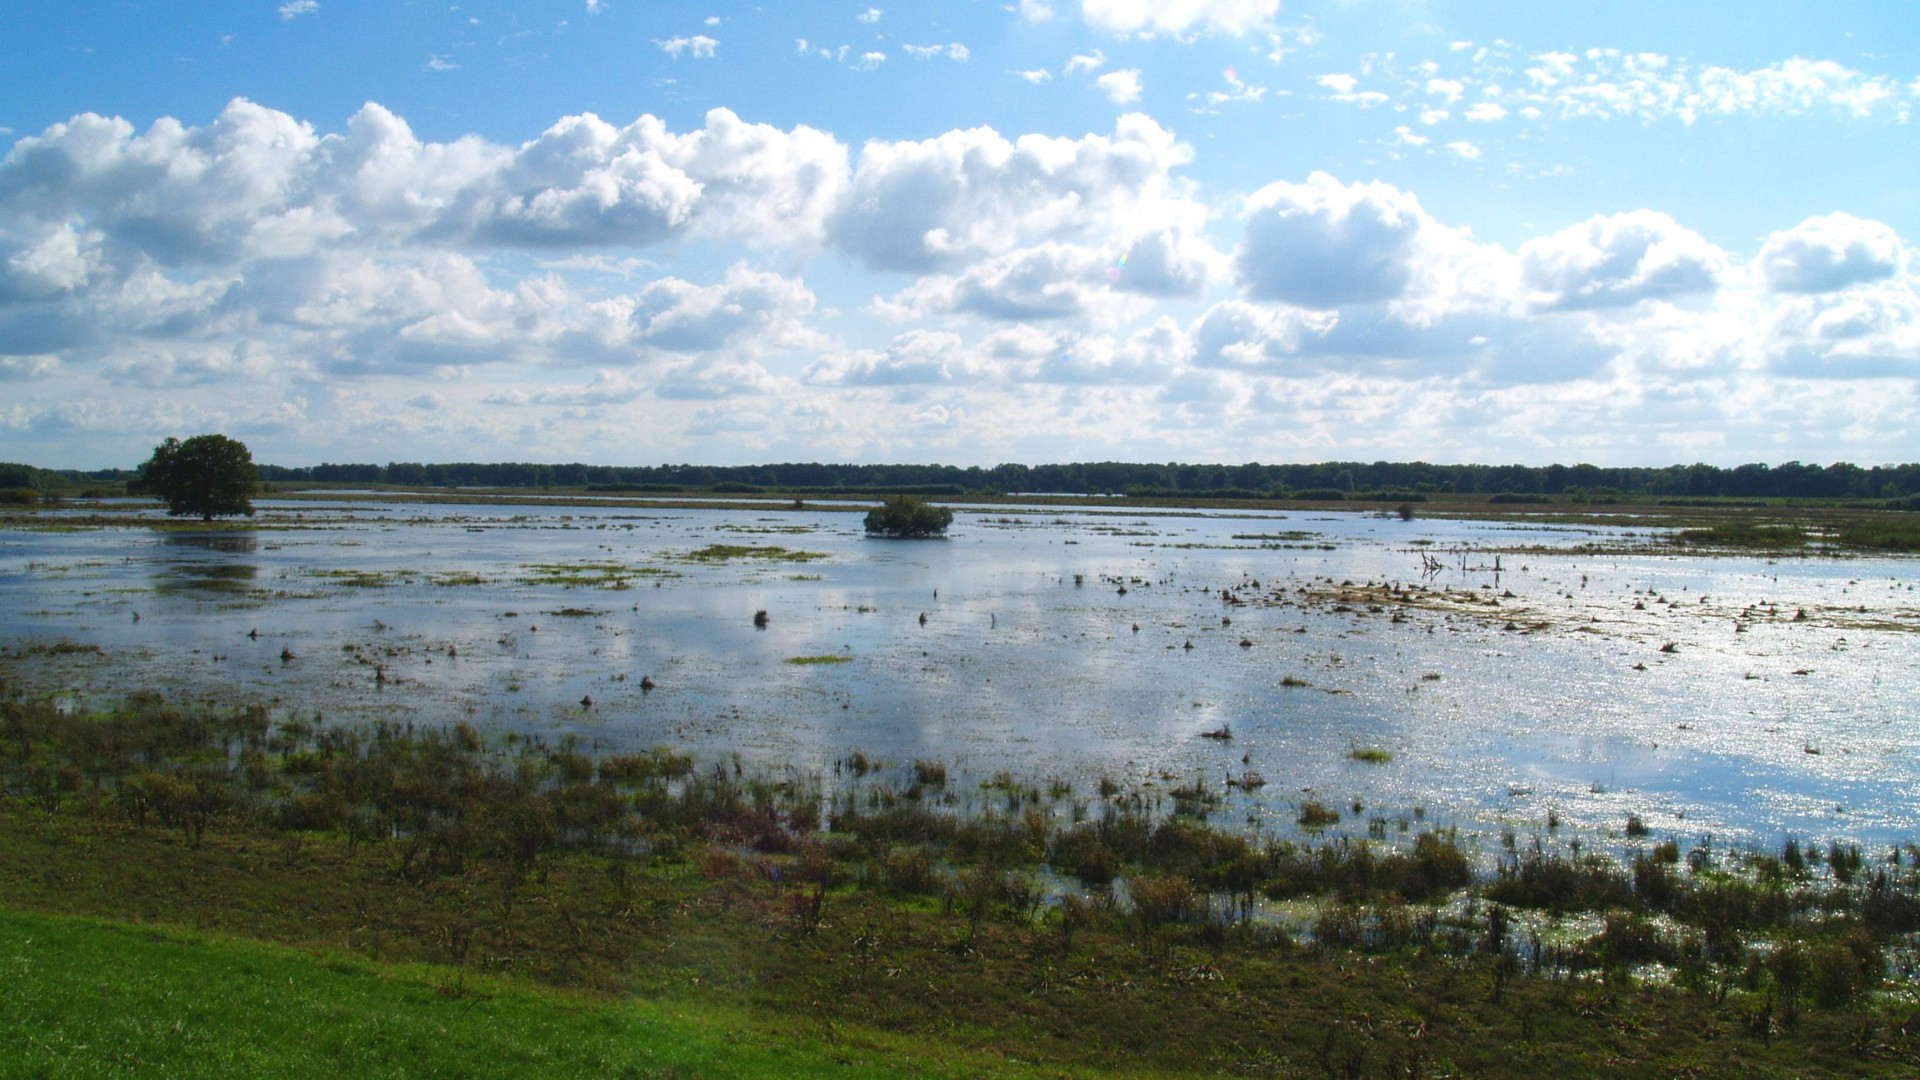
[681,544,829,562]
[1837,518,1920,552]
[1349,746,1393,764]
[3,690,1919,1077]
[517,561,678,588]
[1675,522,1808,548]
[785,654,853,665]
[0,910,1074,1080]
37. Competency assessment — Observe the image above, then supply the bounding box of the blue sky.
[2,1,1916,468]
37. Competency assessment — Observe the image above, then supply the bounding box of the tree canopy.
[864,495,953,538]
[140,435,258,521]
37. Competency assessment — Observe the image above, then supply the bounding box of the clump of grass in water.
[1297,801,1340,829]
[1674,522,1807,549]
[681,544,829,563]
[785,654,851,665]
[1350,746,1392,764]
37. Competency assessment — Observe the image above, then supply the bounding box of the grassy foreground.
[1,689,1917,1077]
[0,909,1095,1079]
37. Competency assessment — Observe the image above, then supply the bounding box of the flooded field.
[3,497,1917,858]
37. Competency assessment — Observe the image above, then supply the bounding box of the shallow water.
[4,498,1916,856]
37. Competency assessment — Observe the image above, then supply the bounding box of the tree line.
[7,456,1920,503]
[242,458,1920,501]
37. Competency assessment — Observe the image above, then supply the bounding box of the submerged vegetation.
[0,689,1916,1074]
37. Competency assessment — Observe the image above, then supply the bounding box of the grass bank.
[1,690,1917,1076]
[0,909,1086,1079]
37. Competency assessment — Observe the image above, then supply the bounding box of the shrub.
[864,495,954,538]
[1128,873,1200,927]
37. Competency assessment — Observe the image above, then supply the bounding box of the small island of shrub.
[863,495,954,538]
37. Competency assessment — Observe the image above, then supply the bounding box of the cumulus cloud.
[877,244,1111,322]
[0,100,850,265]
[1757,213,1905,294]
[1518,211,1726,311]
[829,113,1200,273]
[1316,74,1389,108]
[625,264,821,355]
[655,35,718,59]
[1235,173,1427,308]
[903,43,969,61]
[1080,0,1279,37]
[1097,69,1144,104]
[805,329,990,386]
[1065,51,1106,76]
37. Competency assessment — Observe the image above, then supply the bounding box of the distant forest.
[8,458,1920,504]
[256,459,1920,501]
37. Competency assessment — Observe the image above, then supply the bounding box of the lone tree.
[864,495,953,538]
[140,434,258,521]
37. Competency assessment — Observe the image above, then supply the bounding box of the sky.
[1,1,1916,470]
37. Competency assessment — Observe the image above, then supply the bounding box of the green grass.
[1836,518,1920,552]
[681,544,829,562]
[517,562,678,588]
[0,910,1082,1080]
[1675,522,1809,549]
[1349,746,1393,764]
[784,653,852,665]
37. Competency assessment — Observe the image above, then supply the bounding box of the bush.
[864,495,954,538]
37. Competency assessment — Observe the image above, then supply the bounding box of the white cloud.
[877,243,1113,322]
[1097,69,1144,104]
[1324,50,1918,132]
[5,97,1915,468]
[1193,66,1265,109]
[655,35,718,59]
[855,51,886,71]
[1017,68,1053,84]
[805,329,990,386]
[425,55,459,71]
[1757,213,1906,294]
[904,43,970,61]
[278,1,318,20]
[1065,50,1106,76]
[1444,140,1480,160]
[1518,211,1727,311]
[857,7,882,23]
[1235,172,1428,308]
[873,230,1216,323]
[1318,74,1390,108]
[624,264,822,356]
[1080,0,1279,37]
[1522,51,1913,124]
[828,113,1201,273]
[1018,0,1055,21]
